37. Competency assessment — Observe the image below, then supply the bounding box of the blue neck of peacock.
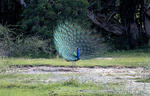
[76,48,80,60]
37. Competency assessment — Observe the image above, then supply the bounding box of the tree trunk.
[120,0,140,48]
[0,0,22,24]
[87,0,144,49]
[144,1,150,47]
[87,9,124,35]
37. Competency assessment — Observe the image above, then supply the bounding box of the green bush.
[0,24,14,56]
[0,25,54,58]
[13,36,54,58]
[18,0,89,39]
[17,0,90,55]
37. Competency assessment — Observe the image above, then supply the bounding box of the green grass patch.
[136,78,150,83]
[0,74,53,84]
[1,48,150,68]
[0,45,150,66]
[0,78,133,96]
[0,49,150,69]
[0,49,149,96]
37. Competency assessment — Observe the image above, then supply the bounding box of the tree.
[87,0,149,49]
[18,0,89,39]
[0,0,22,24]
[1,0,150,50]
[145,0,150,46]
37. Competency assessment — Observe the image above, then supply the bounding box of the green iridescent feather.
[54,21,106,61]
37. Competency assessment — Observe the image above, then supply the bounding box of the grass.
[136,78,150,83]
[0,49,150,96]
[0,74,133,96]
[0,82,58,96]
[0,83,132,96]
[0,49,150,69]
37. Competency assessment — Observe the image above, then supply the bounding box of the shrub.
[18,0,90,39]
[0,25,54,58]
[13,36,54,58]
[0,24,14,56]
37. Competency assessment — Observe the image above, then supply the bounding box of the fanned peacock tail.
[54,21,107,61]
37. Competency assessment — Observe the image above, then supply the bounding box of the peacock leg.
[71,61,77,80]
[72,61,76,71]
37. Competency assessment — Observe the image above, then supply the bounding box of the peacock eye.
[54,21,107,61]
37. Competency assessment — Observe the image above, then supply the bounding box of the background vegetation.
[0,0,150,57]
[1,1,150,96]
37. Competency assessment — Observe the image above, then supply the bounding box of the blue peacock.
[54,21,106,62]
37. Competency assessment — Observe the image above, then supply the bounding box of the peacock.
[54,21,106,62]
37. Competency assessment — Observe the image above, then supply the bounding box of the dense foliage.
[0,0,90,57]
[18,0,89,39]
[87,0,148,49]
[0,0,150,57]
[0,0,22,24]
[0,25,52,57]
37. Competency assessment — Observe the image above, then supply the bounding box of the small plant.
[62,78,80,87]
[136,57,150,83]
[141,58,150,79]
[0,24,14,57]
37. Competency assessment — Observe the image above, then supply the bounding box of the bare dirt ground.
[6,66,150,96]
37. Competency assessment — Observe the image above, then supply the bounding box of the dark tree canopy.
[0,0,150,51]
[87,0,150,49]
[0,0,22,24]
